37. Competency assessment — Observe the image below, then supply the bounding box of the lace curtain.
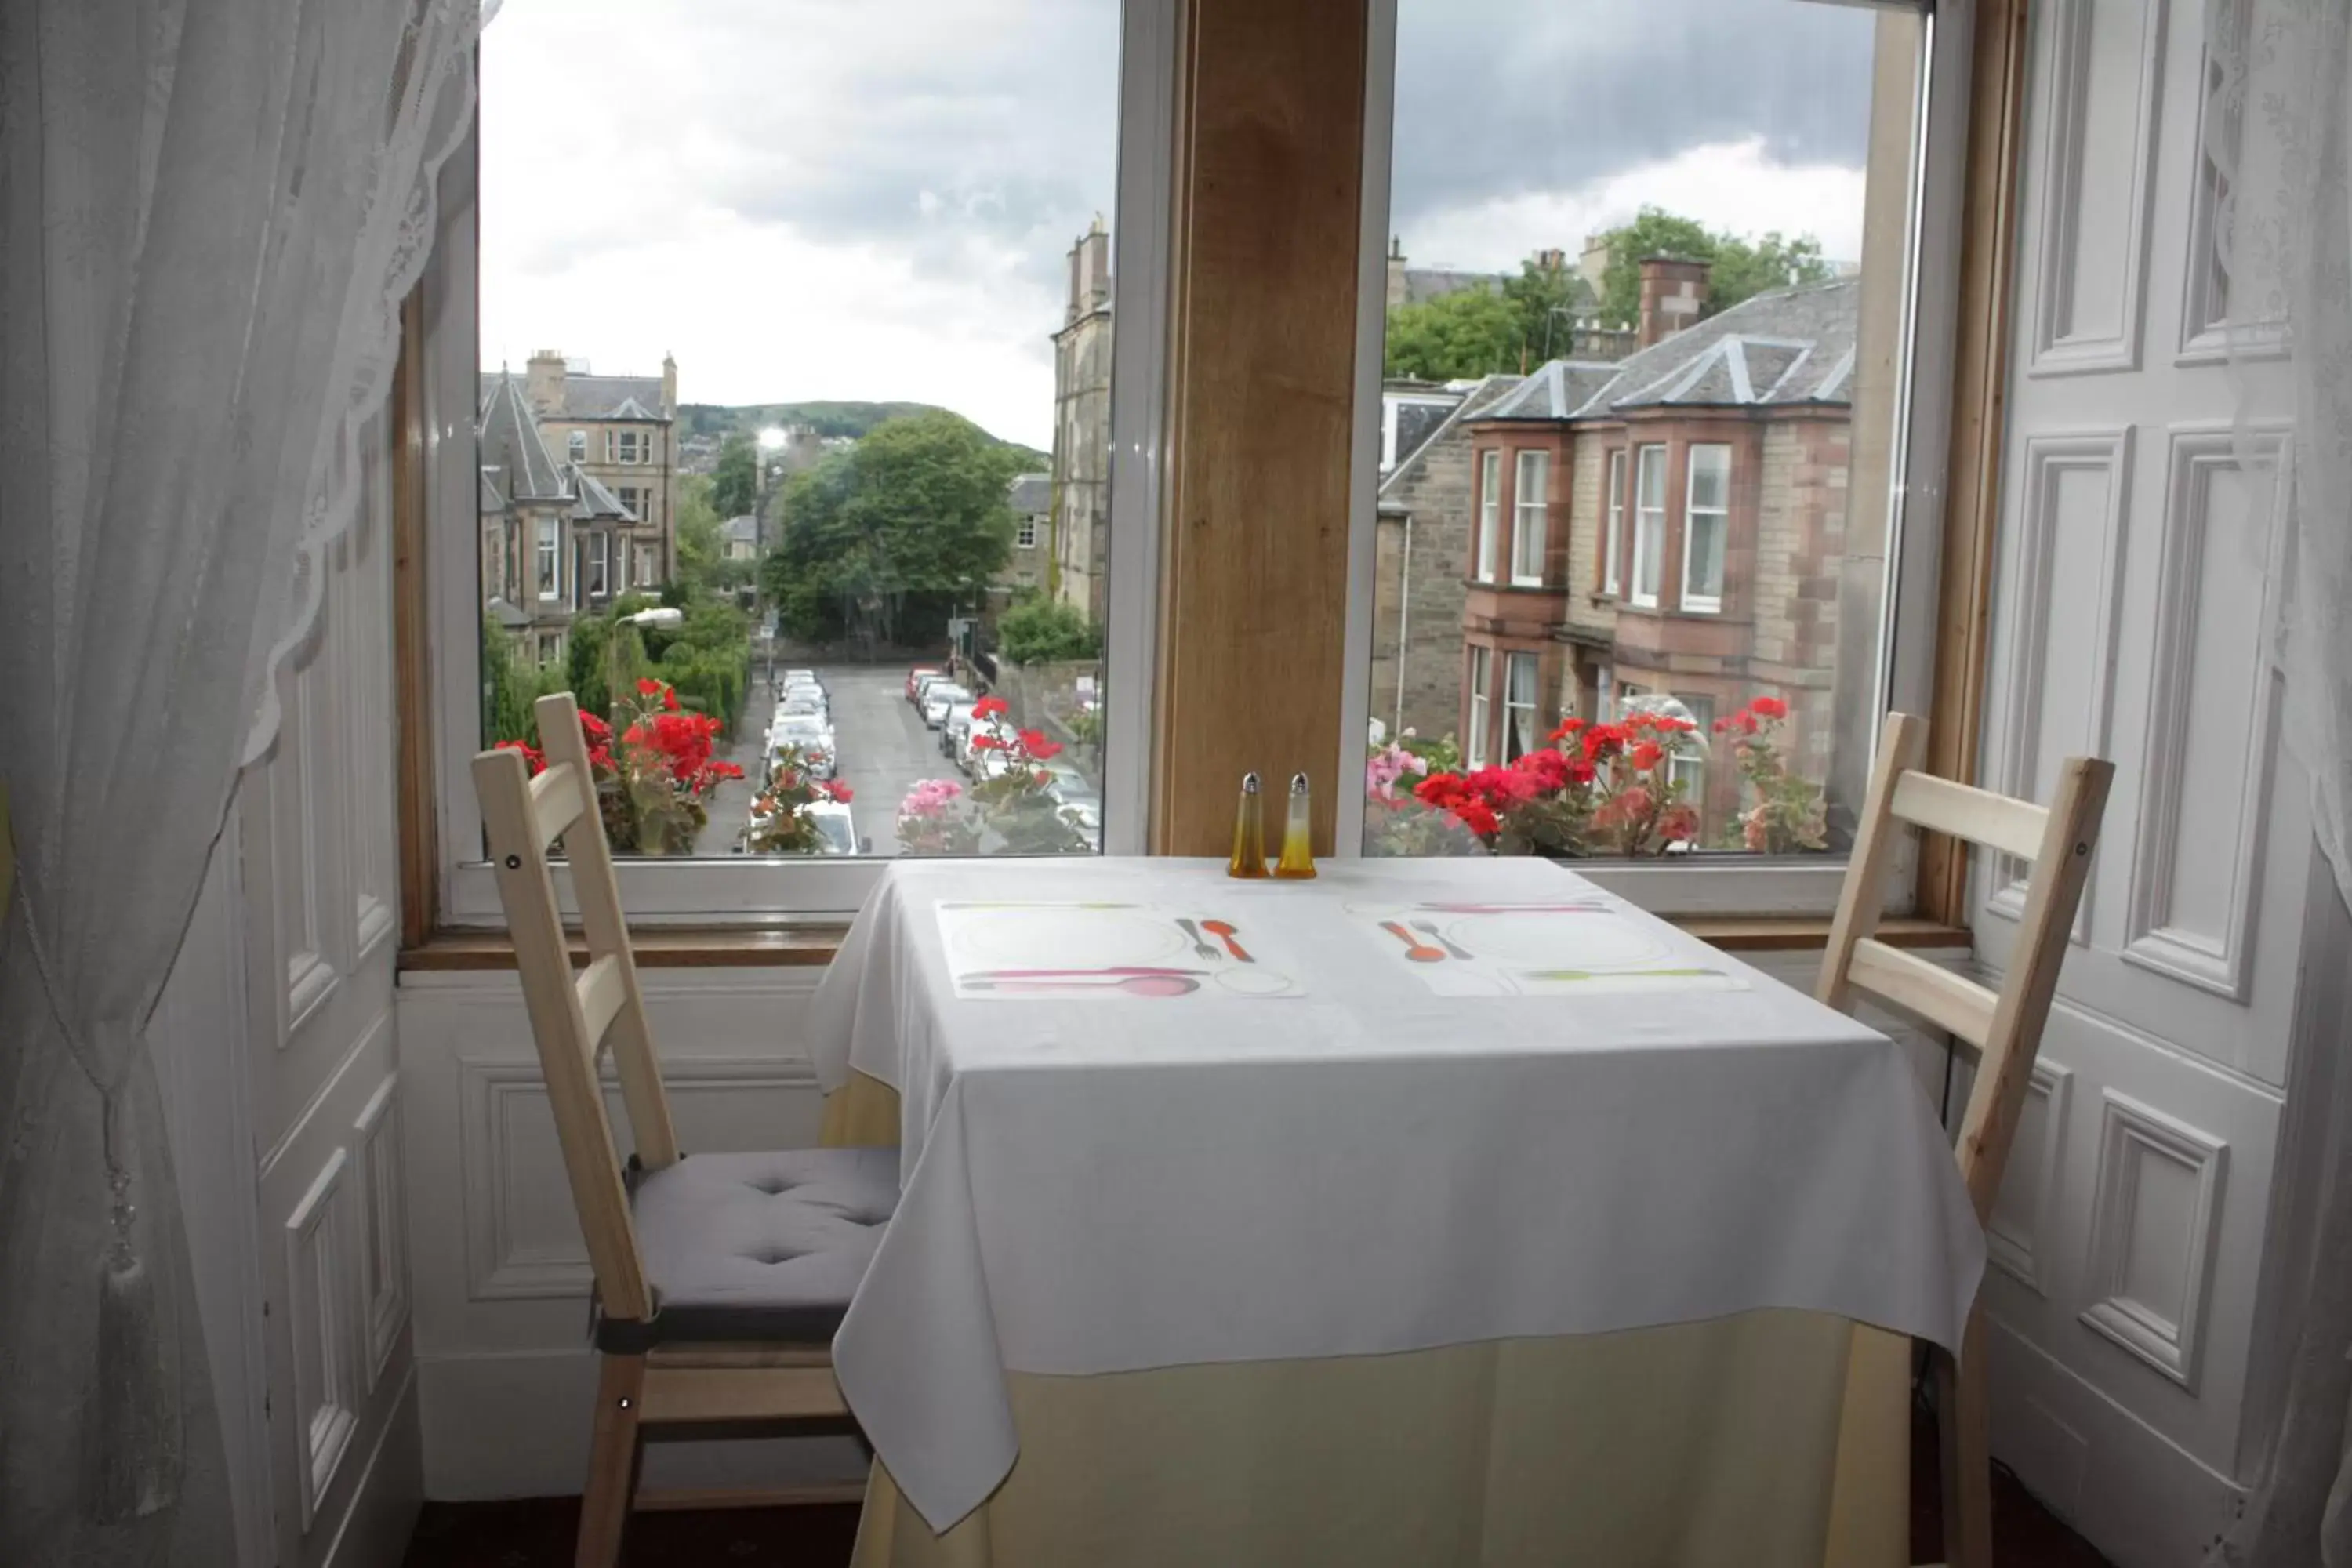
[0,2,482,1562]
[2203,0,2352,1564]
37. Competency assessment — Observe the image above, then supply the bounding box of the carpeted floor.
[402,1410,2114,1566]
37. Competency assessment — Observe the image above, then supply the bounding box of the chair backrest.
[471,691,679,1326]
[1817,711,2114,1226]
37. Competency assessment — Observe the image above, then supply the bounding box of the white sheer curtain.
[0,2,482,1562]
[2204,0,2352,1564]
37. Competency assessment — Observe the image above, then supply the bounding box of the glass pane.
[478,0,1120,859]
[1364,0,1919,861]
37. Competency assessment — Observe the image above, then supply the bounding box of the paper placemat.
[936,901,1305,1000]
[1344,898,1748,997]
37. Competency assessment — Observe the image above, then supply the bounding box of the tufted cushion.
[617,1146,898,1347]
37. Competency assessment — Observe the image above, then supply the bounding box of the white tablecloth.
[808,857,1983,1532]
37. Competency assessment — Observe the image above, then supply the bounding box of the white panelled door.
[1972,2,2312,1564]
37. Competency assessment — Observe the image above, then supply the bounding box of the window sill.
[397,915,1969,971]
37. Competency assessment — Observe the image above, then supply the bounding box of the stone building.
[502,348,681,589]
[1050,219,1113,622]
[1003,473,1053,596]
[477,371,640,666]
[1446,265,1862,837]
[1370,375,1520,741]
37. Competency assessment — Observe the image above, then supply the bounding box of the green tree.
[996,597,1099,664]
[1502,253,1591,362]
[1592,207,1835,328]
[673,473,724,593]
[1383,287,1524,379]
[711,433,757,519]
[761,410,1020,648]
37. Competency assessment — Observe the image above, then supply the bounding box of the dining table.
[804,854,1981,1568]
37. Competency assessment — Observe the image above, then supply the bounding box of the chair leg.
[577,1352,647,1568]
[1935,1307,1993,1568]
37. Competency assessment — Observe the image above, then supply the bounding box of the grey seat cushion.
[616,1147,898,1347]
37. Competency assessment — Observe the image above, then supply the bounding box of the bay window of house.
[1629,445,1666,608]
[1475,449,1501,581]
[422,0,1145,924]
[1511,450,1548,585]
[1602,448,1624,595]
[1680,444,1730,614]
[1352,0,1955,916]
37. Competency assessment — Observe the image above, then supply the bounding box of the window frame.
[1336,0,1968,917]
[1629,442,1667,609]
[423,0,1176,924]
[1502,649,1538,762]
[1679,441,1730,615]
[1474,448,1501,582]
[1465,644,1492,769]
[1602,447,1625,595]
[1016,517,1039,550]
[534,514,560,601]
[1510,448,1548,586]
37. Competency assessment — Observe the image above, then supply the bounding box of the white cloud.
[1396,138,1869,281]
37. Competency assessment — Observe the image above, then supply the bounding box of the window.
[1631,445,1666,608]
[1511,451,1548,585]
[1466,647,1493,768]
[441,0,1138,920]
[1354,0,1947,904]
[1603,449,1625,595]
[1682,445,1730,613]
[1475,450,1501,581]
[1503,652,1539,762]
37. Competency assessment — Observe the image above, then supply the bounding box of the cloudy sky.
[480,0,1881,451]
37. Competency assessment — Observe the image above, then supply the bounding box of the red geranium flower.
[664,686,681,711]
[971,734,1003,751]
[826,780,855,804]
[1629,741,1663,771]
[1019,729,1063,760]
[974,695,1009,720]
[637,677,662,697]
[1749,695,1788,720]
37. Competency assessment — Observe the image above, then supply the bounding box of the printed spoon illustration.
[1381,920,1448,963]
[1174,917,1221,960]
[1200,919,1253,962]
[967,975,1200,996]
[1410,920,1474,960]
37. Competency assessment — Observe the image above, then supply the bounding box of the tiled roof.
[720,514,760,545]
[1007,473,1053,514]
[480,466,506,512]
[473,372,669,421]
[1377,373,1526,500]
[564,463,636,522]
[477,372,570,502]
[1478,279,1860,423]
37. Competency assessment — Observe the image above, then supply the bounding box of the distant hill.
[679,401,1048,468]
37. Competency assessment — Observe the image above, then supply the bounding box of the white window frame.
[1016,517,1039,550]
[426,0,1176,923]
[535,515,561,601]
[1466,646,1492,769]
[1335,0,1965,916]
[1502,650,1537,762]
[1510,449,1548,586]
[1630,444,1666,608]
[1603,448,1625,595]
[1475,448,1501,582]
[1680,443,1730,615]
[590,529,610,597]
[568,430,586,461]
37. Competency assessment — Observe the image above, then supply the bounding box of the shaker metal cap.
[1242,771,1261,793]
[1290,772,1309,795]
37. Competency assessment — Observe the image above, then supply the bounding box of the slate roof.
[1377,374,1526,503]
[474,372,669,421]
[477,372,570,503]
[720,514,760,546]
[1476,279,1859,423]
[480,466,506,512]
[564,463,636,522]
[1390,394,1461,468]
[1007,473,1053,515]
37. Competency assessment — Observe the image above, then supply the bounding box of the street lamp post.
[756,426,786,691]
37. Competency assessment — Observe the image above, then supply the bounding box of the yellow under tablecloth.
[820,1071,1908,1568]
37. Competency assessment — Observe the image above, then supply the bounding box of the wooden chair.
[1817,711,2113,1568]
[472,692,895,1568]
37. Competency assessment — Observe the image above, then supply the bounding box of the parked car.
[801,800,866,855]
[920,683,971,728]
[783,667,819,688]
[912,671,957,710]
[768,716,835,779]
[1043,760,1102,842]
[939,700,980,757]
[905,666,944,701]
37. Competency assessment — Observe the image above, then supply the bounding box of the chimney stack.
[525,350,568,416]
[1387,236,1408,311]
[660,351,678,418]
[1636,257,1709,348]
[1068,216,1112,325]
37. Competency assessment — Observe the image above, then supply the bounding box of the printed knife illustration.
[1381,920,1448,963]
[1200,918,1253,962]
